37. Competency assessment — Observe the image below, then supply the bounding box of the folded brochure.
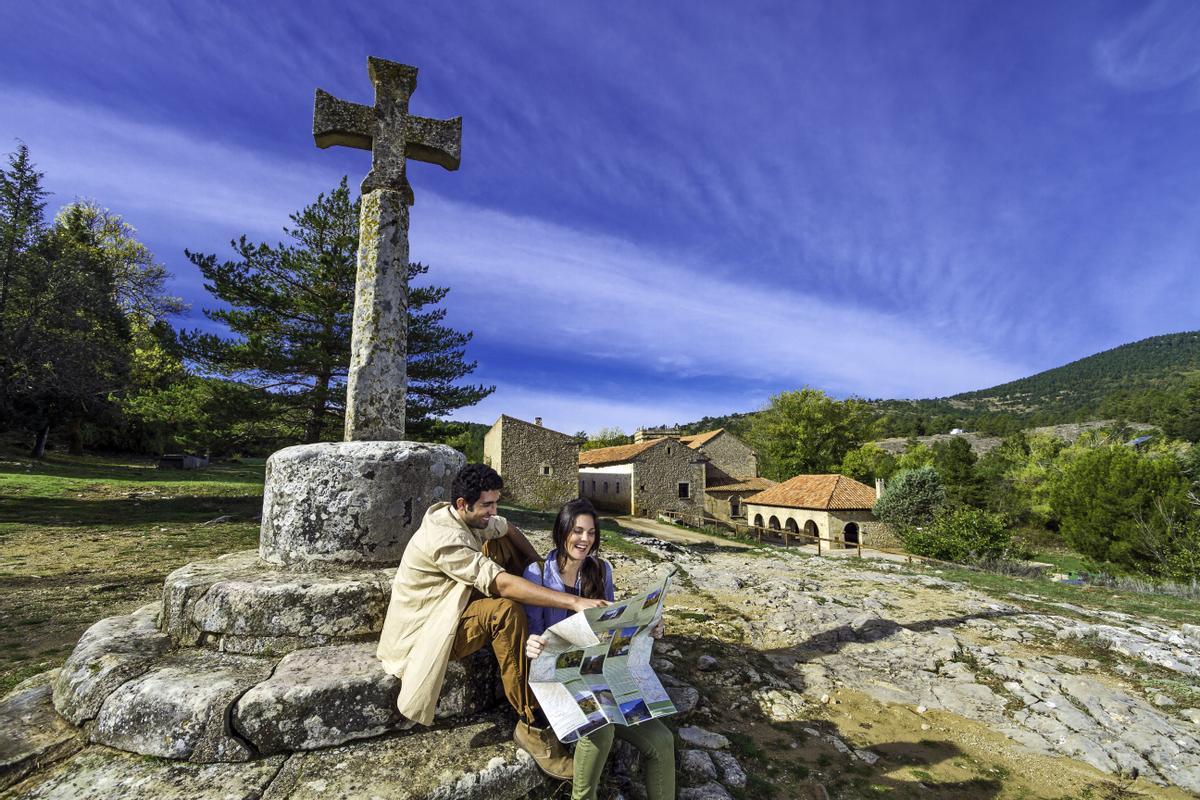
[528,570,676,742]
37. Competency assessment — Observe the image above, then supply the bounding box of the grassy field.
[0,449,263,695]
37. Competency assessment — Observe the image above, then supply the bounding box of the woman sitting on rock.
[523,497,676,800]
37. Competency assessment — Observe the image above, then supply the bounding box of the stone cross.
[313,57,461,441]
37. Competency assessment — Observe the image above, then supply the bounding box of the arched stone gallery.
[742,474,885,550]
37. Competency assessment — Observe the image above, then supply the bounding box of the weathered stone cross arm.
[313,58,461,204]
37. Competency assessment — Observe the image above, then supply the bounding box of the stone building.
[742,474,896,549]
[650,428,770,523]
[578,437,706,517]
[678,429,758,484]
[482,415,581,509]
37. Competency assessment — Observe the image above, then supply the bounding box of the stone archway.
[729,497,740,518]
[843,522,860,548]
[784,518,799,534]
[753,513,764,528]
[804,520,818,543]
[768,516,781,530]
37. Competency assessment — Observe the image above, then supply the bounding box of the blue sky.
[3,1,1200,435]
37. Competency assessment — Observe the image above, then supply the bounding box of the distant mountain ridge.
[663,331,1200,439]
[948,331,1200,414]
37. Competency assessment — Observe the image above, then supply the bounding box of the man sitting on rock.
[377,463,607,779]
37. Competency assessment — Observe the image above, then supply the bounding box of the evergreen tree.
[1047,445,1191,568]
[5,205,133,456]
[184,178,491,444]
[0,143,49,414]
[872,466,946,529]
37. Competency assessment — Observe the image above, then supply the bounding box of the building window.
[579,480,585,494]
[591,480,596,493]
[730,497,739,517]
[603,481,609,494]
[678,482,690,499]
[666,446,672,455]
[541,463,552,476]
[639,484,645,492]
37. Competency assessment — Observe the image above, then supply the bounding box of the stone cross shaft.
[314,56,461,441]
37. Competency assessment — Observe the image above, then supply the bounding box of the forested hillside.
[665,332,1200,440]
[876,331,1200,437]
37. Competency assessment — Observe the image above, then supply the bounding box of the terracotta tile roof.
[742,474,877,510]
[704,477,776,493]
[578,439,662,467]
[679,429,724,449]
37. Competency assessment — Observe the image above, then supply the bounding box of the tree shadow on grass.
[0,493,262,527]
[0,450,264,485]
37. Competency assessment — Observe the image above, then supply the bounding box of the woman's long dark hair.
[552,497,606,600]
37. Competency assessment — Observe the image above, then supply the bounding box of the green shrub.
[902,506,1011,563]
[873,466,945,528]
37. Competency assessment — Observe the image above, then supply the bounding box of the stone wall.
[579,466,633,513]
[631,439,706,517]
[483,416,578,510]
[694,432,757,481]
[703,489,760,523]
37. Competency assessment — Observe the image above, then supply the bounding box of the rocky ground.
[3,516,1199,799]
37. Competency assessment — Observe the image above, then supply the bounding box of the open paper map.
[528,571,676,743]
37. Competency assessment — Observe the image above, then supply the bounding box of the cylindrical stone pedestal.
[259,441,465,565]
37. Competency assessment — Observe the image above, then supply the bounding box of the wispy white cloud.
[0,84,1031,421]
[0,86,333,236]
[411,195,1028,404]
[1094,0,1200,93]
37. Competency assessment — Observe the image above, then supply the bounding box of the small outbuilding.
[742,474,886,549]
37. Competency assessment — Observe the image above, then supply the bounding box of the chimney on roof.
[535,417,542,426]
[875,478,885,499]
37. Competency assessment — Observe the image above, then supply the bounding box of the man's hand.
[570,596,609,613]
[526,634,548,660]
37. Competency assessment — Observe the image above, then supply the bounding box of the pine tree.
[184,178,492,444]
[0,143,49,410]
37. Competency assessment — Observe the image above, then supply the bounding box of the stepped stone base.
[160,551,392,655]
[92,650,273,763]
[51,605,169,726]
[4,711,546,800]
[47,606,503,764]
[233,644,499,754]
[259,441,464,565]
[0,672,82,793]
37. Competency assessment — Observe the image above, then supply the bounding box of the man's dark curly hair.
[452,463,504,508]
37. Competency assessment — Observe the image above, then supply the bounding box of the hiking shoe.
[513,719,573,780]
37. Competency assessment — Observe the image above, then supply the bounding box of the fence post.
[857,537,862,559]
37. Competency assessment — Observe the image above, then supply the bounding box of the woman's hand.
[526,634,548,660]
[570,596,609,613]
[649,618,665,639]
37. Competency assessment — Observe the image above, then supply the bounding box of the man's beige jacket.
[376,502,508,725]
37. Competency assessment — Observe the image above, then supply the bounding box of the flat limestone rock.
[259,441,464,565]
[234,644,498,754]
[51,605,170,725]
[1,746,285,800]
[260,710,544,800]
[91,651,273,763]
[160,552,391,654]
[0,672,82,792]
[234,643,402,753]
